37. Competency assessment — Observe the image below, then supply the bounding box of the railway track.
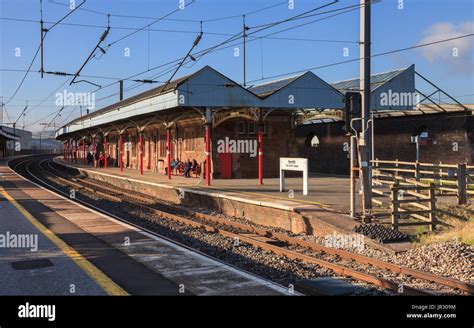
[10,155,474,296]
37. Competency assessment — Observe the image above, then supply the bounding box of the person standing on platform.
[183,159,192,178]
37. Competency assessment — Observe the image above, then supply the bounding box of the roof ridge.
[331,66,410,85]
[248,72,306,88]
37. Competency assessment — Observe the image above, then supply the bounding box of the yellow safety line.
[0,186,128,296]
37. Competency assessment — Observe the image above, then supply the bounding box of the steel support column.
[146,135,151,170]
[119,134,123,172]
[257,124,263,185]
[204,107,212,186]
[139,132,143,175]
[360,0,372,221]
[104,136,108,169]
[82,139,86,165]
[74,140,77,163]
[205,123,211,186]
[166,127,171,179]
[92,141,96,167]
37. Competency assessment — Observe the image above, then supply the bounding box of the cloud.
[418,21,474,73]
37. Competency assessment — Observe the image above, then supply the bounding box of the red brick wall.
[213,114,298,178]
[103,113,298,178]
[296,112,474,174]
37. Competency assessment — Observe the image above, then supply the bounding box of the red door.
[219,152,232,179]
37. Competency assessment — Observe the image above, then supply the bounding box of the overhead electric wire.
[3,0,85,105]
[0,17,236,36]
[201,1,288,23]
[1,0,353,106]
[246,0,339,32]
[23,76,73,125]
[47,0,85,30]
[47,0,201,23]
[41,105,64,131]
[246,33,474,84]
[17,0,332,104]
[0,68,166,84]
[103,0,196,49]
[48,0,287,24]
[141,1,360,83]
[29,33,472,130]
[92,34,474,110]
[249,1,362,29]
[88,1,342,100]
[3,45,41,105]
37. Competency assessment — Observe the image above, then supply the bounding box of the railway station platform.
[0,157,291,295]
[53,157,411,254]
[54,158,416,253]
[0,185,108,295]
[57,158,361,211]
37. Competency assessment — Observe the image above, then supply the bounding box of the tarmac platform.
[54,157,412,254]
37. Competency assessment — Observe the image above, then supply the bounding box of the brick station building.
[297,104,474,174]
[56,65,473,180]
[295,65,473,174]
[56,66,342,183]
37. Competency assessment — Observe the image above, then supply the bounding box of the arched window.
[305,133,320,148]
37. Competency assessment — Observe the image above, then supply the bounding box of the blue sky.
[1,0,473,131]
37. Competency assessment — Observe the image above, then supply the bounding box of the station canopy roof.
[56,66,343,138]
[0,126,20,140]
[331,66,413,94]
[56,65,417,138]
[248,74,305,97]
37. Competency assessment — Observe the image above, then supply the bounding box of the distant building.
[0,125,32,150]
[0,126,20,157]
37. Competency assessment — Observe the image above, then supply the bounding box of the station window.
[159,135,166,158]
[237,121,246,135]
[260,122,267,135]
[131,136,136,157]
[305,133,320,148]
[248,122,256,135]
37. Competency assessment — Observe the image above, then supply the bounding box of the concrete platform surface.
[56,158,362,213]
[0,197,107,295]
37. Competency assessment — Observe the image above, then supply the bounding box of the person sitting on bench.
[165,158,181,175]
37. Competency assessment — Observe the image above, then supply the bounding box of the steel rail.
[39,160,449,295]
[49,163,473,295]
[7,156,292,295]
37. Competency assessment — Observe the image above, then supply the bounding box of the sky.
[0,0,473,132]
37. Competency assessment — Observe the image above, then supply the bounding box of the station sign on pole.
[279,157,308,196]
